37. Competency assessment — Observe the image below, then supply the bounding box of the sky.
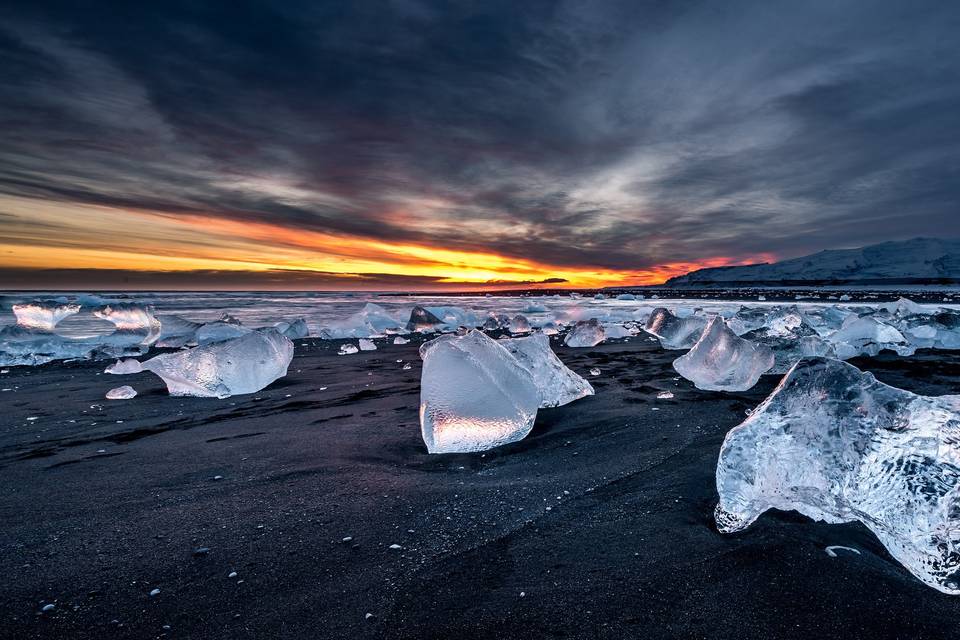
[1,1,959,290]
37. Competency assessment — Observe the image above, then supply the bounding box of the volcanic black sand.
[2,337,960,639]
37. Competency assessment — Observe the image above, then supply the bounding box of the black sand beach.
[2,337,960,639]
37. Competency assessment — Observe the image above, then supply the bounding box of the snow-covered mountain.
[666,238,960,287]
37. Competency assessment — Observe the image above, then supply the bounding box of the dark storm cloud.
[1,0,959,272]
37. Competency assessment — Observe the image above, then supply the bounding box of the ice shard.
[715,357,960,594]
[141,329,293,398]
[673,316,774,391]
[419,329,539,453]
[358,338,377,351]
[12,300,81,331]
[564,319,606,348]
[644,308,708,349]
[499,332,594,408]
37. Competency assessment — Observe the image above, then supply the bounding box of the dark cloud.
[1,0,959,274]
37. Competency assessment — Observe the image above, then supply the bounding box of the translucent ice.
[195,321,252,346]
[644,308,708,349]
[358,338,377,351]
[715,357,960,594]
[12,300,81,331]
[156,314,202,348]
[483,313,511,330]
[106,385,137,400]
[324,303,404,338]
[275,318,309,339]
[142,329,293,398]
[510,315,532,334]
[338,343,359,355]
[499,332,593,408]
[419,329,540,453]
[105,358,143,375]
[673,316,774,391]
[564,319,605,348]
[828,316,912,359]
[742,308,836,373]
[93,304,161,344]
[393,336,410,345]
[406,306,445,332]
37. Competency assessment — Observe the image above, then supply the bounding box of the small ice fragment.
[339,344,359,355]
[825,545,861,558]
[673,317,773,391]
[149,588,160,597]
[419,330,539,453]
[393,336,410,345]
[589,368,601,376]
[228,571,238,578]
[105,358,143,375]
[402,362,412,370]
[41,603,55,612]
[106,385,137,400]
[656,391,674,399]
[564,319,605,348]
[389,544,402,550]
[358,338,377,351]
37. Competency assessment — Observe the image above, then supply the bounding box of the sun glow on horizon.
[0,195,773,290]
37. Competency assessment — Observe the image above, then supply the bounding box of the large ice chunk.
[12,300,81,331]
[715,357,960,594]
[0,329,97,367]
[142,329,293,398]
[499,332,594,408]
[673,316,774,391]
[419,329,540,453]
[564,319,605,348]
[644,308,708,349]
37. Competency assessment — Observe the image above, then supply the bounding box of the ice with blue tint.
[644,307,708,349]
[564,319,606,348]
[715,357,960,595]
[828,316,913,359]
[93,303,162,345]
[673,316,774,391]
[419,330,540,453]
[156,314,203,348]
[499,332,594,408]
[13,300,81,331]
[142,329,293,398]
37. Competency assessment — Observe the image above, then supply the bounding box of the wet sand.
[1,336,959,639]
